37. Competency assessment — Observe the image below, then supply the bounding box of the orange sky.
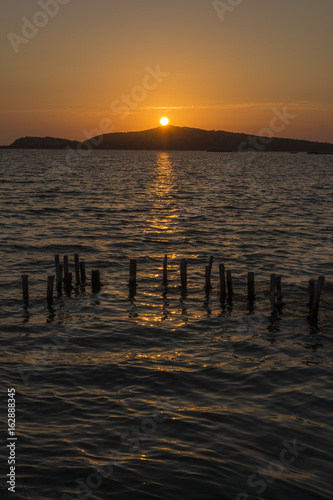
[1,0,333,145]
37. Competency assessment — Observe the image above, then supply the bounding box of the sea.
[0,149,332,500]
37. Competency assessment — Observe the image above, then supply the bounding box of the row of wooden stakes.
[20,254,326,317]
[21,253,101,304]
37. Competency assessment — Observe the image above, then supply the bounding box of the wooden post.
[226,270,233,298]
[311,276,325,316]
[80,261,86,284]
[205,256,213,291]
[129,259,137,294]
[308,279,315,311]
[55,254,60,269]
[270,274,276,308]
[247,272,255,302]
[21,274,29,302]
[205,265,210,292]
[219,264,226,302]
[180,259,187,289]
[56,263,63,295]
[47,275,54,304]
[276,276,283,308]
[163,255,168,287]
[63,255,69,279]
[208,255,214,275]
[64,272,72,295]
[74,253,80,284]
[92,270,101,293]
[205,266,210,293]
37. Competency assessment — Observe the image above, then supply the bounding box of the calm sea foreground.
[0,150,332,499]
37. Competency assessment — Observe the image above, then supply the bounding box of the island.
[2,125,333,153]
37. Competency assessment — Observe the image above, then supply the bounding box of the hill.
[2,126,333,152]
[85,126,333,152]
[2,136,79,149]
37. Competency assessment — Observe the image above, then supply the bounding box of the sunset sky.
[1,0,333,145]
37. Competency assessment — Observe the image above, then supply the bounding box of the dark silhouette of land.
[2,125,333,153]
[2,136,80,149]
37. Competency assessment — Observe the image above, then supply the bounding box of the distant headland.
[1,125,333,153]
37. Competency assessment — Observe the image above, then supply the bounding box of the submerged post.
[55,254,60,269]
[80,261,86,284]
[226,270,233,298]
[47,275,54,304]
[74,253,80,284]
[308,279,315,312]
[205,265,211,292]
[270,274,276,308]
[247,272,255,302]
[92,270,101,293]
[180,259,187,289]
[63,255,69,279]
[64,272,72,296]
[163,255,168,287]
[129,259,137,295]
[219,264,226,302]
[56,263,63,295]
[205,256,213,291]
[276,276,283,308]
[311,276,325,317]
[21,274,29,302]
[208,255,214,275]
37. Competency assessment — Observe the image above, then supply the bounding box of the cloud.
[142,101,333,111]
[1,101,332,117]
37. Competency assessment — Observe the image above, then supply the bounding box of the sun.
[160,117,169,126]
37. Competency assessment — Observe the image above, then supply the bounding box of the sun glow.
[160,117,169,126]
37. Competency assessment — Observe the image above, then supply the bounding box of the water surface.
[0,150,332,499]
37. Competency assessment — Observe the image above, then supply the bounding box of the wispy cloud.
[1,101,332,115]
[142,101,333,111]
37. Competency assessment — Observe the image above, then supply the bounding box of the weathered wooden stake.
[64,272,72,295]
[47,275,55,304]
[248,272,255,302]
[275,276,283,308]
[56,263,63,295]
[208,255,214,274]
[129,259,137,293]
[205,256,213,291]
[219,264,226,302]
[226,270,233,298]
[270,274,276,308]
[74,253,80,284]
[163,255,168,287]
[205,265,210,292]
[180,259,187,289]
[91,270,96,291]
[311,276,325,316]
[55,254,60,269]
[308,279,315,311]
[21,274,29,302]
[63,255,69,278]
[92,270,101,293]
[80,261,86,284]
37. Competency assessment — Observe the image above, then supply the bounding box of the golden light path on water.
[132,152,192,327]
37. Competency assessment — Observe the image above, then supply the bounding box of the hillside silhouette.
[3,136,79,149]
[3,126,333,152]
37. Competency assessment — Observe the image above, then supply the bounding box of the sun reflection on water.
[144,152,180,237]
